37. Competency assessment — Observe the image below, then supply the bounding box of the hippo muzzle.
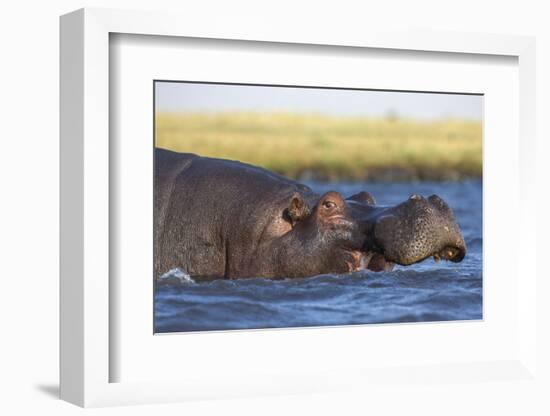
[358,193,466,269]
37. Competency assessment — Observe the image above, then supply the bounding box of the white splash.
[159,268,195,283]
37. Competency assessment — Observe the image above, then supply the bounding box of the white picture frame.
[60,7,538,408]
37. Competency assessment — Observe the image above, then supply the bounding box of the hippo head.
[282,190,466,275]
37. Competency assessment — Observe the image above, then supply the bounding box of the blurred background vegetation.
[155,112,482,182]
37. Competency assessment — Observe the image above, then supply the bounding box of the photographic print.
[154,81,482,333]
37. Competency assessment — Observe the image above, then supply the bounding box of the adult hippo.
[155,148,466,280]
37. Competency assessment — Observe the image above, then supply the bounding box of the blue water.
[155,180,482,333]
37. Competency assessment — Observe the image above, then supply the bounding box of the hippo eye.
[323,201,336,210]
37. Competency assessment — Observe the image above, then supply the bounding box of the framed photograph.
[152,80,480,334]
[60,8,538,407]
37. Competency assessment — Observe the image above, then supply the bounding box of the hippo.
[155,148,466,280]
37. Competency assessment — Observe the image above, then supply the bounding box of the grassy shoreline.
[155,112,482,181]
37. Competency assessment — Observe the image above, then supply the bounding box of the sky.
[155,81,483,120]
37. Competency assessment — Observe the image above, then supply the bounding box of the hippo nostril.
[428,194,451,212]
[409,193,423,201]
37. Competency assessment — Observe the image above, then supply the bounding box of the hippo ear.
[284,194,310,226]
[348,191,376,205]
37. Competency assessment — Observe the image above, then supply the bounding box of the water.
[155,180,482,333]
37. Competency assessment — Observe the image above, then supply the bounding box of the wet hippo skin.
[155,148,466,280]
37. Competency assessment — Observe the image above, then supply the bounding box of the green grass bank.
[155,112,482,181]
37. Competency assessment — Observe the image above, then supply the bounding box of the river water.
[155,180,482,333]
